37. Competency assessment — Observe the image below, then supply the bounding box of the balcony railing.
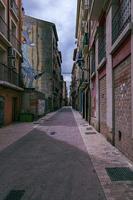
[112,0,131,44]
[98,26,106,64]
[76,49,84,68]
[83,0,89,9]
[83,32,89,48]
[0,63,19,86]
[91,47,95,74]
[0,16,8,39]
[10,0,19,18]
[10,32,21,53]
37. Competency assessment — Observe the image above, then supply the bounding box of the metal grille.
[112,0,131,44]
[4,190,25,200]
[50,131,56,135]
[106,167,133,181]
[85,132,96,135]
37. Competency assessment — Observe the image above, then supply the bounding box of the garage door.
[99,76,107,137]
[113,56,131,151]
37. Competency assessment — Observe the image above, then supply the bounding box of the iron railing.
[91,47,95,74]
[83,32,89,48]
[83,0,89,9]
[10,32,21,53]
[10,0,19,18]
[0,16,8,39]
[0,63,19,86]
[98,25,106,64]
[0,17,21,53]
[112,0,131,44]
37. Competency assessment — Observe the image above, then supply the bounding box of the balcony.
[0,16,8,42]
[82,0,90,20]
[91,47,95,75]
[112,0,131,44]
[10,32,21,54]
[0,63,19,86]
[73,48,77,61]
[83,32,89,54]
[90,0,106,20]
[76,49,84,68]
[82,0,89,9]
[98,26,106,64]
[10,0,19,19]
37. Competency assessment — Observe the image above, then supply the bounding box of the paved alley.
[0,107,106,200]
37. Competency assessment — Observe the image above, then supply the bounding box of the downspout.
[7,0,10,68]
[7,0,10,41]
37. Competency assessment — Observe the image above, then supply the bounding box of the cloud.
[23,0,77,81]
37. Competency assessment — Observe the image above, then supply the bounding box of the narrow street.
[0,107,106,200]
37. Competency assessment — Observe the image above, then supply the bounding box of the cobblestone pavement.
[0,107,106,200]
[72,109,133,200]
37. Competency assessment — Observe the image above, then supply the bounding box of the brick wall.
[113,55,133,161]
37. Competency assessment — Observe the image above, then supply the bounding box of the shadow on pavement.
[0,129,106,200]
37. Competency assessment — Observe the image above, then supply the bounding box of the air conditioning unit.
[8,47,16,59]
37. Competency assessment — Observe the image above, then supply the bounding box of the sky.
[23,0,77,95]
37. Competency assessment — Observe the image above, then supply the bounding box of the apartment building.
[73,0,133,161]
[62,81,68,106]
[21,15,62,117]
[71,56,80,110]
[0,0,23,126]
[53,50,62,111]
[74,0,91,121]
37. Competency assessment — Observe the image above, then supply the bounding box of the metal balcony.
[10,0,19,18]
[0,16,8,40]
[91,48,95,74]
[10,32,21,54]
[83,32,89,53]
[76,49,84,68]
[83,0,89,9]
[112,0,131,44]
[0,63,19,86]
[98,26,106,64]
[82,0,90,20]
[90,0,106,20]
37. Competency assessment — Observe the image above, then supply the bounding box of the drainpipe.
[7,0,10,41]
[7,0,10,68]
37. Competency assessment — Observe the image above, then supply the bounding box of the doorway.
[0,96,5,127]
[12,97,18,121]
[83,92,85,119]
[86,90,89,121]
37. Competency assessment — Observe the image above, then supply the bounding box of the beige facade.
[21,16,62,117]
